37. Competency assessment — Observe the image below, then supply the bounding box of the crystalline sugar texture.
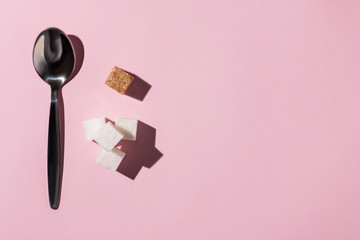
[94,122,124,151]
[105,66,134,94]
[96,148,126,171]
[115,118,138,141]
[82,117,106,141]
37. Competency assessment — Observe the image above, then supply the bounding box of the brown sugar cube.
[105,66,134,94]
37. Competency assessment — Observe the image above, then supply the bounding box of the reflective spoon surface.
[32,27,75,209]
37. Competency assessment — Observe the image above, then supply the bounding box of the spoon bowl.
[32,27,75,209]
[33,28,75,87]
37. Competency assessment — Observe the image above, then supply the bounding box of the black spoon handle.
[47,87,64,210]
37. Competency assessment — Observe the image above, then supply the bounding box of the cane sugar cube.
[82,117,106,141]
[94,122,124,151]
[96,148,125,171]
[105,66,134,94]
[115,118,138,141]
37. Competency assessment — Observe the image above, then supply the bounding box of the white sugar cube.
[82,117,106,141]
[115,118,138,141]
[96,148,125,171]
[93,122,124,151]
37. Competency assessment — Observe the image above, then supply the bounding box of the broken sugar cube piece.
[96,148,125,171]
[105,66,134,94]
[82,117,106,141]
[115,118,138,141]
[93,122,124,151]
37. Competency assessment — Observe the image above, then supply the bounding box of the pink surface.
[1,0,360,239]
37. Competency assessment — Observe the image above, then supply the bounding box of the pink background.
[1,0,360,239]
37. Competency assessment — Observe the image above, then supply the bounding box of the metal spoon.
[32,27,75,209]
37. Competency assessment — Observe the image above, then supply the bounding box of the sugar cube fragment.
[96,148,125,171]
[115,118,138,141]
[82,117,106,141]
[94,122,124,151]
